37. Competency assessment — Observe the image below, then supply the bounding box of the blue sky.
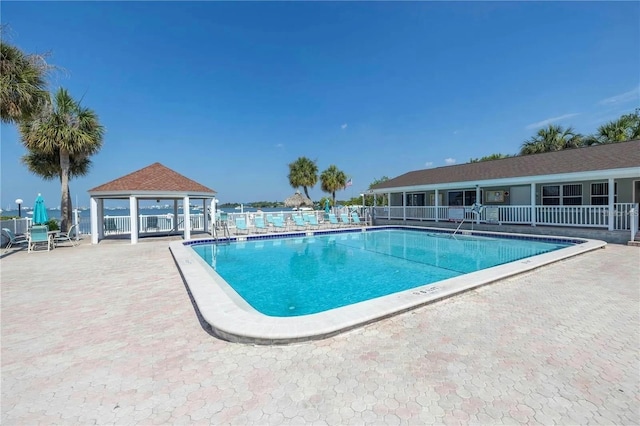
[1,1,639,209]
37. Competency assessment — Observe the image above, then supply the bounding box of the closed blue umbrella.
[324,199,331,215]
[33,193,48,225]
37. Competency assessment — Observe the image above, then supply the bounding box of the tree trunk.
[59,148,71,232]
[303,186,311,200]
[332,191,336,207]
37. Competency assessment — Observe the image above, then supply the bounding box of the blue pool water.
[191,229,571,317]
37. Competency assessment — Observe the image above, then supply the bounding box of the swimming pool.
[191,229,570,317]
[170,226,605,343]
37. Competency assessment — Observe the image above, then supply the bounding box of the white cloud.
[444,158,456,165]
[525,113,580,130]
[275,143,284,148]
[598,86,640,105]
[424,161,433,167]
[341,123,348,129]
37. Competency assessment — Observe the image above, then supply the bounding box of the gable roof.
[89,163,216,194]
[372,140,640,190]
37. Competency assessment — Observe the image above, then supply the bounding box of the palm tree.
[20,88,104,231]
[22,149,92,218]
[320,165,347,207]
[520,125,583,155]
[586,110,640,145]
[288,156,318,199]
[0,41,50,124]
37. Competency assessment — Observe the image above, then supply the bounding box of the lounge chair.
[327,213,341,228]
[54,224,78,247]
[292,215,307,231]
[351,212,366,227]
[2,228,28,253]
[145,216,160,231]
[104,218,119,234]
[339,213,353,227]
[305,213,321,230]
[253,216,268,233]
[235,217,249,235]
[272,216,287,232]
[28,225,53,253]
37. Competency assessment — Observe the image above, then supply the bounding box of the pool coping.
[169,225,606,344]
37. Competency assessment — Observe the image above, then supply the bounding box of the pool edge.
[170,226,607,344]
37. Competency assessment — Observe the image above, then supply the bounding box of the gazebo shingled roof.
[89,162,215,194]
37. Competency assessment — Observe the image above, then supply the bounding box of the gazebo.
[88,163,217,244]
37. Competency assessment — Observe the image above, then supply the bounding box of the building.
[370,140,640,243]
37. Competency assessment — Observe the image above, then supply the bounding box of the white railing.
[374,203,638,231]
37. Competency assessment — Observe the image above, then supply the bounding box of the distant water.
[1,206,307,219]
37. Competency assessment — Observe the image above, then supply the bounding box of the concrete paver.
[1,239,639,424]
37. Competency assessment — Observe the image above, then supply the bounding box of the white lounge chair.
[54,224,78,247]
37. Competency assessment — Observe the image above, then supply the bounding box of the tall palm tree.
[520,125,583,155]
[586,110,640,145]
[22,149,92,218]
[20,88,104,231]
[320,165,347,207]
[288,156,318,199]
[0,41,50,124]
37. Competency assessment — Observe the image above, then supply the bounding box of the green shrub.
[46,219,59,231]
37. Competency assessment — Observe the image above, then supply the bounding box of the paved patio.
[1,238,639,424]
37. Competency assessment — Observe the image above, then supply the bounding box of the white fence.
[374,203,639,231]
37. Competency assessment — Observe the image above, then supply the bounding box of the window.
[591,182,618,205]
[542,184,582,206]
[406,193,425,206]
[448,190,483,206]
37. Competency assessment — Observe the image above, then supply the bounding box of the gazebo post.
[183,196,191,240]
[173,200,179,234]
[91,197,99,244]
[130,196,138,244]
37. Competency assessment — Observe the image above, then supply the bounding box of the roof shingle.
[89,163,216,194]
[373,140,640,190]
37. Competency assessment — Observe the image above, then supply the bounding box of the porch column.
[130,196,138,244]
[435,189,440,222]
[183,196,191,240]
[608,177,615,231]
[387,192,391,220]
[475,186,481,224]
[530,183,536,227]
[90,197,99,244]
[403,191,406,221]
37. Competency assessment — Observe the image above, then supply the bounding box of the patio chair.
[145,216,160,231]
[304,213,321,230]
[254,216,268,233]
[292,215,308,231]
[272,216,287,232]
[351,212,366,227]
[54,224,78,247]
[327,213,341,228]
[234,217,249,235]
[28,225,53,253]
[339,213,353,227]
[2,228,29,253]
[104,218,119,234]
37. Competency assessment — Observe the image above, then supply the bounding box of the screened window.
[591,182,618,205]
[542,184,582,206]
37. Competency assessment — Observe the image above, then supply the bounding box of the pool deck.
[1,237,639,424]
